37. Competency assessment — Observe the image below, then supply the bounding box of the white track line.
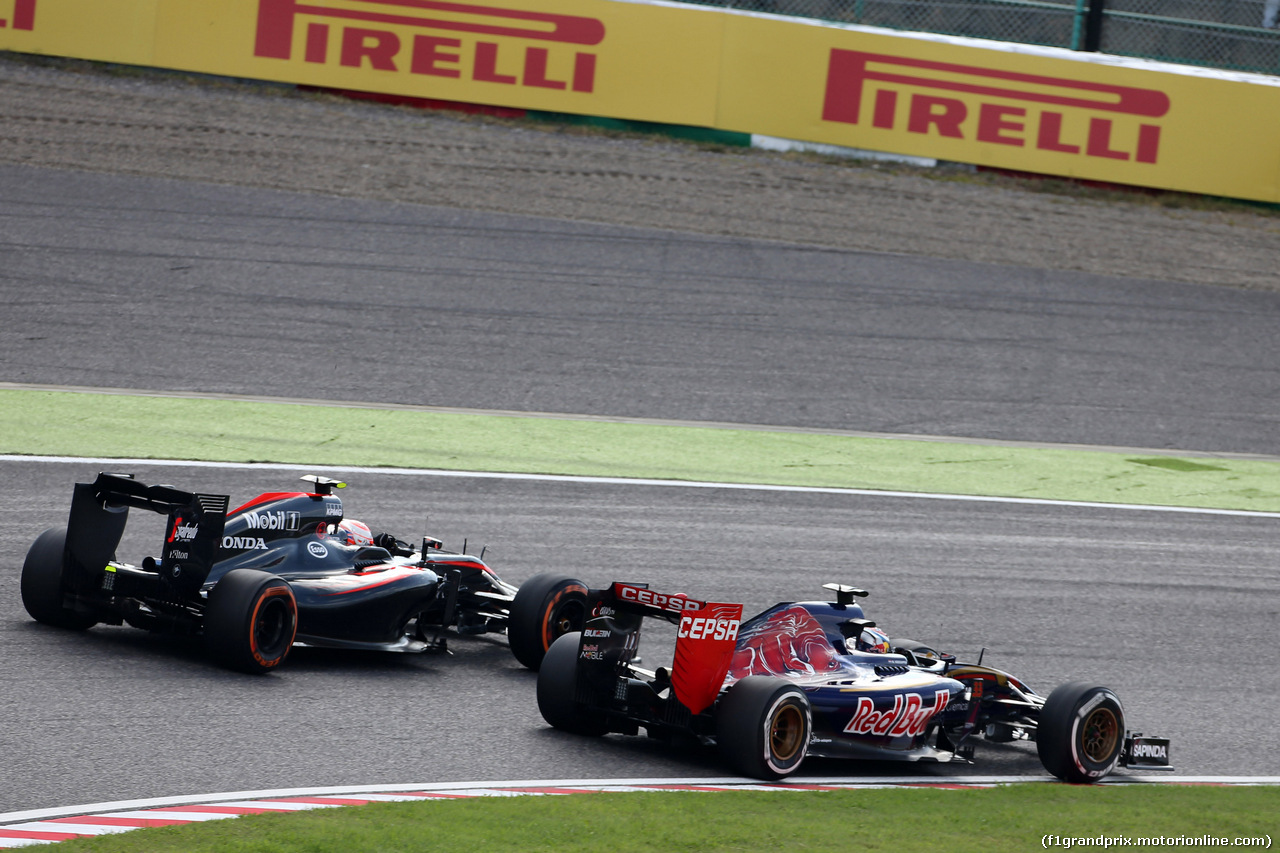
[2,776,1275,824]
[6,778,1279,847]
[3,454,1279,519]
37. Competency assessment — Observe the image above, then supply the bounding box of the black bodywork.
[25,472,545,666]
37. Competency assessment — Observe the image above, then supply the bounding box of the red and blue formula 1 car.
[536,581,1172,783]
[20,472,588,673]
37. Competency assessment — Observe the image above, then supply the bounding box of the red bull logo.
[1,0,35,29]
[254,0,604,92]
[822,50,1170,164]
[843,689,951,738]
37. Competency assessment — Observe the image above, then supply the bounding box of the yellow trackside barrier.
[717,16,1280,204]
[3,0,1279,202]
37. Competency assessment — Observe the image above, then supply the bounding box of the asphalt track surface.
[1,164,1278,814]
[3,164,1279,456]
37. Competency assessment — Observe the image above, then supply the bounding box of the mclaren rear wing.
[66,473,230,597]
[579,582,743,716]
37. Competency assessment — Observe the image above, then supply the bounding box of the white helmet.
[335,519,374,547]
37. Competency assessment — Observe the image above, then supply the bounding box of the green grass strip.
[3,389,1279,511]
[47,786,1280,853]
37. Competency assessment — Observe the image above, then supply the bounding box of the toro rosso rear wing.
[578,582,743,716]
[67,472,229,598]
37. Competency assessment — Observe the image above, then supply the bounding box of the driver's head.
[335,519,374,547]
[855,625,891,654]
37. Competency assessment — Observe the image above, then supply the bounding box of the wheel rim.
[253,596,294,661]
[545,596,586,648]
[552,600,585,635]
[769,702,805,763]
[1080,706,1119,763]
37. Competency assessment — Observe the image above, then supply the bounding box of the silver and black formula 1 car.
[20,472,589,673]
[536,581,1173,783]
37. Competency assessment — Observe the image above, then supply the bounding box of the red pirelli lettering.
[1037,111,1080,154]
[907,95,965,137]
[341,26,400,69]
[977,103,1025,147]
[823,49,1170,164]
[306,22,329,62]
[474,40,516,84]
[1087,117,1129,160]
[1,0,36,29]
[524,46,566,90]
[256,0,604,60]
[255,0,601,93]
[572,52,596,93]
[1135,124,1161,164]
[411,34,462,76]
[824,50,1170,121]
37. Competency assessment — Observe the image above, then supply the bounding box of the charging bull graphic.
[729,604,843,679]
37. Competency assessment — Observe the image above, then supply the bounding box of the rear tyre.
[716,676,811,780]
[536,632,608,736]
[508,573,588,670]
[204,569,297,674]
[1037,682,1125,783]
[21,527,97,630]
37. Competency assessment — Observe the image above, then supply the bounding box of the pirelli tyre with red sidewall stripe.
[508,573,589,670]
[205,569,299,674]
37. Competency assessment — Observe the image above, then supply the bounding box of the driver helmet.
[855,625,891,654]
[335,519,374,547]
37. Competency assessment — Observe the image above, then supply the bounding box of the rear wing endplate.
[580,582,743,715]
[67,473,230,597]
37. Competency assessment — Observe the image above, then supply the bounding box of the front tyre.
[1037,682,1125,783]
[536,632,608,736]
[21,527,97,631]
[508,573,588,670]
[716,676,811,780]
[204,569,297,674]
